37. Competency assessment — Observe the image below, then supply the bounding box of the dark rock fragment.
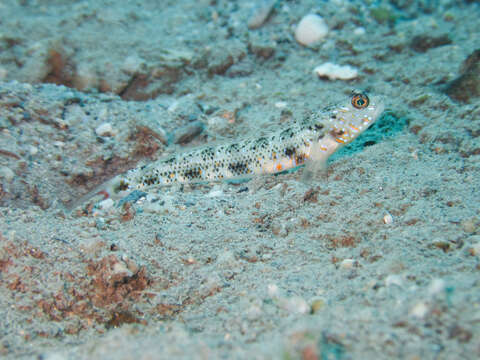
[248,42,275,60]
[410,34,451,53]
[445,49,480,103]
[174,121,205,144]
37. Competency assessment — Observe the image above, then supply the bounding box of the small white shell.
[383,213,394,224]
[314,62,358,80]
[295,14,328,46]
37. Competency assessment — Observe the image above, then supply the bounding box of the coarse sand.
[0,1,479,359]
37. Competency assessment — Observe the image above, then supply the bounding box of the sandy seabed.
[0,0,479,359]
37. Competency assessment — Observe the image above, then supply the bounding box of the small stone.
[97,198,114,210]
[28,145,38,155]
[370,6,397,24]
[314,63,358,80]
[226,59,255,78]
[461,217,480,233]
[0,166,15,183]
[410,34,452,53]
[295,14,328,47]
[207,115,227,130]
[73,63,99,91]
[206,41,246,76]
[469,240,480,256]
[353,27,366,36]
[262,253,272,261]
[339,258,355,269]
[207,187,223,197]
[428,278,446,297]
[95,122,114,137]
[267,283,280,298]
[248,42,275,60]
[112,261,132,276]
[123,255,139,273]
[445,49,480,103]
[122,55,145,75]
[247,0,276,30]
[383,213,394,224]
[174,121,204,144]
[410,301,429,319]
[311,299,325,313]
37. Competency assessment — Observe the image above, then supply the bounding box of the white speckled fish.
[73,91,384,207]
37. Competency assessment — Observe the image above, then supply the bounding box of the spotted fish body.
[111,92,384,194]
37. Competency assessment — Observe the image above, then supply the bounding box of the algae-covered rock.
[370,6,397,25]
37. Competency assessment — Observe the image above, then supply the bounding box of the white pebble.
[95,123,114,137]
[28,145,38,155]
[410,301,429,319]
[207,116,223,126]
[340,258,355,269]
[207,186,224,197]
[428,278,446,297]
[167,100,180,113]
[383,213,394,224]
[469,236,480,256]
[0,166,15,183]
[262,253,272,261]
[471,243,480,256]
[274,101,288,109]
[295,14,329,46]
[122,55,145,75]
[97,198,114,210]
[112,261,131,276]
[354,27,366,36]
[74,63,98,90]
[267,283,280,298]
[314,62,358,80]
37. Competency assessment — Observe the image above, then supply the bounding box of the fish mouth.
[369,95,386,120]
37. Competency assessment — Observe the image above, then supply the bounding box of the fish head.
[327,92,384,145]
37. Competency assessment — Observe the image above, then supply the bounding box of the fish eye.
[351,93,369,109]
